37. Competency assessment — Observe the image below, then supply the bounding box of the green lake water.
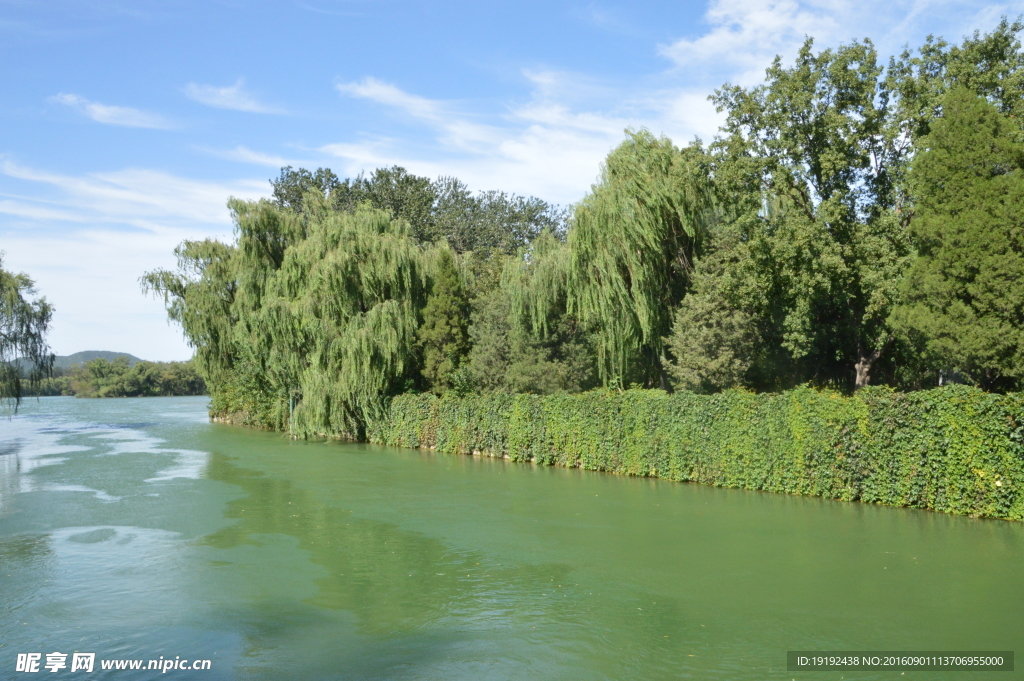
[1,396,1021,680]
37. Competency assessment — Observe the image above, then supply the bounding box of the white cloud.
[0,198,88,223]
[1,159,266,230]
[658,0,871,87]
[339,77,443,120]
[656,0,1008,87]
[331,73,719,204]
[333,76,629,202]
[646,90,725,145]
[52,93,173,129]
[201,145,306,168]
[339,77,501,153]
[664,0,833,61]
[0,161,271,360]
[184,79,281,113]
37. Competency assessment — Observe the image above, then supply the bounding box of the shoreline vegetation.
[136,24,1024,520]
[371,386,1024,521]
[26,356,206,398]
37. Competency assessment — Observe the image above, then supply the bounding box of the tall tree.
[700,38,917,391]
[0,256,54,411]
[664,225,763,393]
[417,248,471,394]
[468,231,596,394]
[890,87,1024,391]
[145,195,427,438]
[361,166,440,243]
[568,130,713,388]
[668,23,1024,393]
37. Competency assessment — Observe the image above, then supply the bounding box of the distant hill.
[13,351,145,374]
[53,351,144,370]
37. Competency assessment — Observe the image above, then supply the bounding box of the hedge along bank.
[369,385,1024,520]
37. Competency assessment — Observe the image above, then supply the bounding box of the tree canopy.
[891,86,1024,390]
[665,20,1024,394]
[148,20,1024,442]
[0,255,54,411]
[567,130,713,388]
[270,165,566,254]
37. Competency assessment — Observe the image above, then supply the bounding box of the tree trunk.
[854,339,890,390]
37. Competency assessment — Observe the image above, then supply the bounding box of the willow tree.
[0,256,54,411]
[143,234,248,416]
[567,130,713,388]
[145,195,427,438]
[469,230,597,394]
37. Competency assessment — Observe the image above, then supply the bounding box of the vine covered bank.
[371,386,1024,520]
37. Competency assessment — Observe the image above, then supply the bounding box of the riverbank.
[369,385,1024,521]
[7,394,1023,679]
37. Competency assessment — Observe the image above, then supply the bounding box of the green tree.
[145,196,427,437]
[467,289,596,395]
[272,166,566,255]
[270,166,343,212]
[886,18,1024,153]
[568,130,713,388]
[707,38,914,391]
[0,256,54,411]
[668,23,1024,394]
[417,248,471,393]
[272,165,438,241]
[664,226,762,393]
[467,233,597,394]
[434,177,566,254]
[68,357,206,397]
[890,87,1024,391]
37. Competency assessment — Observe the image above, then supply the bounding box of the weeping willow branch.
[0,255,54,412]
[143,193,429,438]
[566,130,714,387]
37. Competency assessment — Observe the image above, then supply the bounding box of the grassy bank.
[370,385,1024,520]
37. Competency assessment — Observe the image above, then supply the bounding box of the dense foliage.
[269,165,567,253]
[668,21,1024,394]
[146,166,583,437]
[0,255,53,411]
[74,357,204,397]
[890,87,1024,391]
[417,248,471,394]
[25,357,206,397]
[373,386,1024,520]
[566,131,712,388]
[149,21,1024,446]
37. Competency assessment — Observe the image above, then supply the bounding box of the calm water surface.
[1,396,1021,680]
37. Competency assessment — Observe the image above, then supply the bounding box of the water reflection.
[0,450,20,516]
[202,452,578,632]
[200,452,691,679]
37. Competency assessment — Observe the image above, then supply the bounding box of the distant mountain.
[12,351,145,374]
[53,351,144,370]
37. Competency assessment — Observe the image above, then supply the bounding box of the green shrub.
[369,385,1024,520]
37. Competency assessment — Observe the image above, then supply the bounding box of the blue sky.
[1,0,1020,361]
